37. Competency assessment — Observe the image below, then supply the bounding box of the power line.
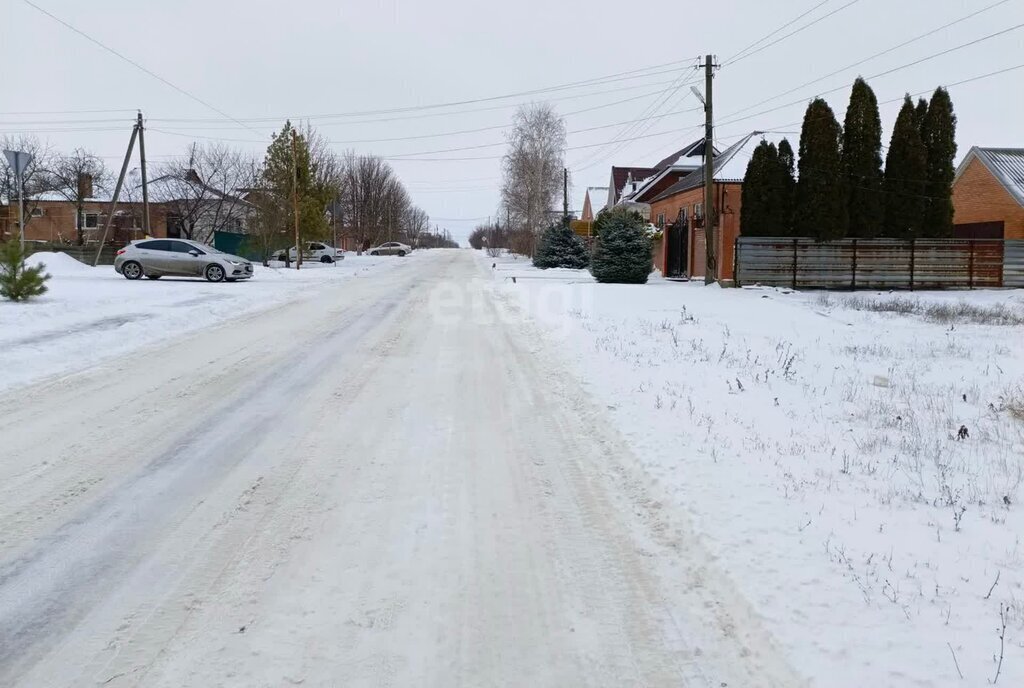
[716,23,1024,129]
[21,0,264,140]
[723,0,834,64]
[724,0,1014,120]
[724,0,864,66]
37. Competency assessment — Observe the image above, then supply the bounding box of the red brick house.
[647,134,758,283]
[952,147,1024,239]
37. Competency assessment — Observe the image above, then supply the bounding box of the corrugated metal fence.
[735,237,1024,289]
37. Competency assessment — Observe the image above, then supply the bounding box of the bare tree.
[500,103,566,253]
[402,206,430,247]
[45,148,111,245]
[1,135,53,240]
[151,143,252,243]
[339,152,409,252]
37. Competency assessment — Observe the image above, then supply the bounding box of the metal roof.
[968,147,1024,208]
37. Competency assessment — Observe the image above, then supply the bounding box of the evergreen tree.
[0,241,50,301]
[882,96,928,238]
[841,78,884,238]
[777,138,796,236]
[589,208,652,284]
[794,98,847,240]
[913,97,929,134]
[921,87,958,237]
[261,121,329,248]
[741,140,775,236]
[533,218,589,269]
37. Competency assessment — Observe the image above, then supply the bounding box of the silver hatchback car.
[115,239,254,282]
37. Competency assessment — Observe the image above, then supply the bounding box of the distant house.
[646,133,759,282]
[952,147,1024,239]
[615,139,714,213]
[150,169,253,244]
[606,166,658,209]
[579,186,609,221]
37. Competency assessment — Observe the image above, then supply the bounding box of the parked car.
[274,242,345,263]
[368,242,412,256]
[115,239,253,282]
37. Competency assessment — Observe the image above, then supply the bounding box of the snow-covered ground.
[482,250,1024,687]
[0,252,408,393]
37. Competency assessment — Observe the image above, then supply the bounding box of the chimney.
[77,173,94,199]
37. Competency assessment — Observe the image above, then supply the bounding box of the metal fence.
[735,237,1024,290]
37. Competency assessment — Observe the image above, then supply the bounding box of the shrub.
[0,241,50,301]
[589,208,652,284]
[533,218,589,269]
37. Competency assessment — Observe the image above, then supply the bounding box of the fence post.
[851,238,858,291]
[734,236,740,287]
[968,239,975,289]
[792,238,798,290]
[909,238,916,291]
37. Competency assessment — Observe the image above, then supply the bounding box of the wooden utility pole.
[563,168,569,222]
[290,129,301,270]
[136,111,151,236]
[701,55,718,285]
[93,121,140,266]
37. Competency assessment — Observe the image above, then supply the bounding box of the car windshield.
[7,5,1017,687]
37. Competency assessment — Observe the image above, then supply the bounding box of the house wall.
[953,157,1024,239]
[649,182,743,281]
[3,200,169,244]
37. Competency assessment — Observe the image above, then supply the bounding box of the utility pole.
[290,130,301,270]
[563,167,569,222]
[94,121,140,266]
[700,54,718,285]
[136,111,151,237]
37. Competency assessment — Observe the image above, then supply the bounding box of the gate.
[665,221,687,277]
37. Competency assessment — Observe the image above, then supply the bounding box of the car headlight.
[228,260,242,266]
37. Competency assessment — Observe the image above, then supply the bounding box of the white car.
[368,242,412,256]
[275,242,345,263]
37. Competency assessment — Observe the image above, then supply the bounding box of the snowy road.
[0,251,802,687]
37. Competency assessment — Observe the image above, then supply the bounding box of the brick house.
[1,192,169,245]
[952,147,1024,239]
[615,139,712,214]
[646,134,757,283]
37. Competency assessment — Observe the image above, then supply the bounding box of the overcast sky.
[3,0,1023,245]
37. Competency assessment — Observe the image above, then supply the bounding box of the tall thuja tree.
[777,138,796,235]
[913,97,929,134]
[795,98,847,240]
[261,121,329,253]
[882,96,928,238]
[740,140,779,236]
[921,87,958,237]
[841,78,883,237]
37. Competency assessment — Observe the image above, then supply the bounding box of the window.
[137,240,171,251]
[84,213,99,228]
[657,213,665,228]
[167,215,183,239]
[311,243,325,250]
[170,241,202,254]
[30,207,44,218]
[694,203,703,218]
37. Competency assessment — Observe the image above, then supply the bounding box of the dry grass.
[819,294,1024,326]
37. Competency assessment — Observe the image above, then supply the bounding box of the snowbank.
[483,250,1024,687]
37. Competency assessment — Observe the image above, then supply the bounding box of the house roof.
[610,166,657,200]
[650,132,759,203]
[955,147,1024,207]
[652,138,715,172]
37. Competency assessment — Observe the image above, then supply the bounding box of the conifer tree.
[920,87,958,237]
[795,98,847,240]
[842,78,883,237]
[533,218,589,269]
[777,138,796,236]
[913,97,929,134]
[590,208,652,283]
[882,96,928,238]
[741,140,778,236]
[0,241,50,301]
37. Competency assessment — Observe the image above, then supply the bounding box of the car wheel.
[122,261,143,280]
[205,264,225,282]
[370,250,380,256]
[397,250,406,257]
[146,274,161,280]
[320,255,333,264]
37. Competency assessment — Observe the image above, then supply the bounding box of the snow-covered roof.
[955,147,1024,208]
[649,132,765,202]
[26,190,113,203]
